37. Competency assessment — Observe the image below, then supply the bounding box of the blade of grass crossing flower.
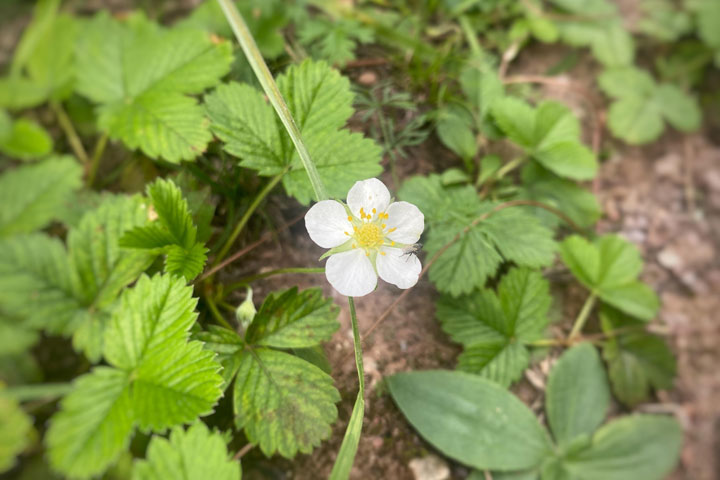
[216,0,328,202]
[330,297,365,480]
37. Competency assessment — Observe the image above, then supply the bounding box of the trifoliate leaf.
[437,268,551,387]
[599,67,701,144]
[46,367,135,479]
[399,175,556,296]
[0,384,33,473]
[562,415,682,480]
[0,156,82,237]
[491,99,596,180]
[560,235,659,320]
[545,343,609,447]
[75,13,232,162]
[206,59,382,204]
[0,115,53,160]
[133,423,241,480]
[234,348,339,458]
[600,306,675,406]
[245,287,339,349]
[0,0,77,109]
[387,370,553,471]
[518,163,601,229]
[549,0,634,68]
[120,179,207,280]
[47,274,223,479]
[193,325,245,389]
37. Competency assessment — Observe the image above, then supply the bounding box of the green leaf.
[600,307,675,406]
[459,67,504,121]
[193,325,245,389]
[233,348,339,458]
[545,343,609,447]
[298,17,373,66]
[0,156,82,237]
[133,423,240,480]
[436,108,477,159]
[0,384,33,473]
[245,287,339,348]
[48,274,223,479]
[563,415,682,480]
[120,179,207,280]
[0,0,77,108]
[387,370,552,470]
[0,116,53,160]
[689,0,720,50]
[399,175,556,296]
[606,95,664,145]
[518,163,601,229]
[75,13,232,162]
[559,235,659,320]
[492,99,596,180]
[654,83,701,132]
[437,268,551,386]
[206,59,382,204]
[46,367,134,479]
[0,318,38,356]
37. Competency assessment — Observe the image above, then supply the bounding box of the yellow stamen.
[388,227,397,233]
[344,231,349,235]
[372,208,376,214]
[380,251,386,256]
[347,216,352,221]
[366,251,370,256]
[382,224,386,229]
[352,243,356,248]
[391,241,395,246]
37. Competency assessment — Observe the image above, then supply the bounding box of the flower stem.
[568,293,597,340]
[217,0,328,202]
[329,297,365,480]
[86,132,108,187]
[5,382,74,402]
[213,171,286,266]
[224,267,325,293]
[204,288,234,330]
[51,100,89,166]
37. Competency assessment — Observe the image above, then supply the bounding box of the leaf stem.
[204,287,234,330]
[458,14,483,59]
[568,293,597,340]
[224,267,325,293]
[329,297,365,480]
[213,171,286,266]
[86,132,108,187]
[217,0,328,202]
[51,100,89,166]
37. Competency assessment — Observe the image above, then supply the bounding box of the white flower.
[305,178,424,297]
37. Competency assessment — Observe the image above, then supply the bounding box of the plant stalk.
[51,100,89,166]
[568,293,597,339]
[217,0,328,202]
[86,132,108,187]
[224,267,325,293]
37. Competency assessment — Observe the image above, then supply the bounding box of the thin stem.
[568,293,597,340]
[205,288,234,330]
[5,383,74,402]
[224,267,324,293]
[495,156,524,180]
[213,171,286,266]
[348,297,365,394]
[458,14,483,59]
[217,0,328,201]
[86,132,108,187]
[51,101,89,166]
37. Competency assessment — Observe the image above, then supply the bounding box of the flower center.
[356,223,383,248]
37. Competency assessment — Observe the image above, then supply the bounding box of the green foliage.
[399,175,556,296]
[121,178,207,281]
[600,306,676,406]
[560,234,659,320]
[437,268,551,387]
[298,17,374,66]
[491,98,597,180]
[0,0,77,109]
[389,345,682,480]
[75,12,232,163]
[205,59,383,204]
[0,196,155,361]
[0,384,33,473]
[599,67,701,144]
[133,423,240,480]
[0,156,82,237]
[0,110,53,160]
[196,287,340,458]
[46,274,223,479]
[638,0,692,42]
[549,0,635,67]
[688,0,720,64]
[388,370,553,471]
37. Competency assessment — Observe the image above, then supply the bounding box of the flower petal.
[305,200,353,248]
[325,249,378,297]
[377,247,421,289]
[346,178,391,218]
[385,201,425,244]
